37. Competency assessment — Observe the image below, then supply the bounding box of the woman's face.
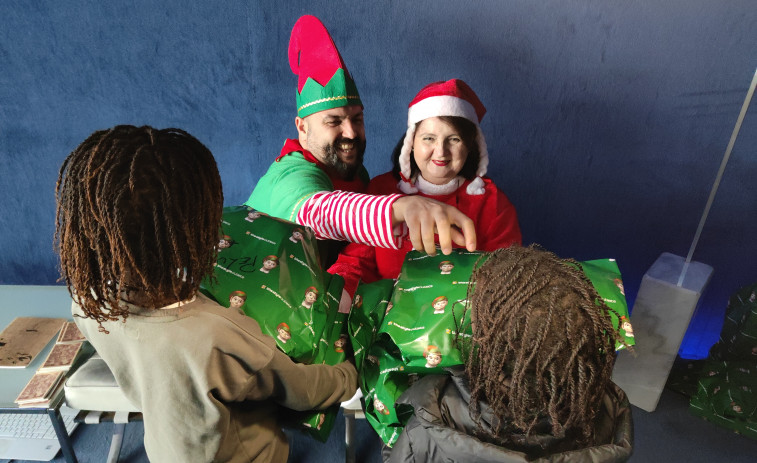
[412,117,469,185]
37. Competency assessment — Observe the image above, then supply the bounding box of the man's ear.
[295,116,308,148]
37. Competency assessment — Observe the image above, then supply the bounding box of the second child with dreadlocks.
[55,126,357,463]
[386,245,634,462]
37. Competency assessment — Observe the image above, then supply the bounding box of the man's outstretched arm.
[297,190,477,255]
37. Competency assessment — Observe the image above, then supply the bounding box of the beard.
[319,137,366,181]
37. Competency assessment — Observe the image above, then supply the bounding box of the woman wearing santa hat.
[329,79,522,296]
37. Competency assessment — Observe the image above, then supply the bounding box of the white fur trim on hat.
[407,95,478,126]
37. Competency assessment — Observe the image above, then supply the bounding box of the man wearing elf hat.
[245,15,476,266]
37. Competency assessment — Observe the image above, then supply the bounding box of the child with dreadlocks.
[55,125,357,463]
[387,245,633,462]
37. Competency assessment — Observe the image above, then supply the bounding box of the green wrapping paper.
[689,282,757,440]
[200,206,348,441]
[351,249,634,446]
[579,258,636,350]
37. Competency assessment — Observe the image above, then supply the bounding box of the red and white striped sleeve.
[296,190,404,249]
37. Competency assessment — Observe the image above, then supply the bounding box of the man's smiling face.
[297,105,366,180]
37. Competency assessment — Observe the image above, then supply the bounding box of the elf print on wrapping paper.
[614,278,625,296]
[373,397,390,415]
[218,235,233,250]
[334,334,348,353]
[301,286,318,309]
[385,302,393,316]
[228,291,247,309]
[731,402,743,414]
[439,261,454,274]
[277,322,291,344]
[260,255,279,273]
[289,228,305,243]
[620,316,634,338]
[424,345,442,368]
[432,296,448,314]
[245,210,262,222]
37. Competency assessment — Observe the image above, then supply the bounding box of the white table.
[0,285,78,463]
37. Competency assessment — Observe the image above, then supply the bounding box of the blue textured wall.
[2,1,755,358]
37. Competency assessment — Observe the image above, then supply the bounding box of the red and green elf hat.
[288,15,362,118]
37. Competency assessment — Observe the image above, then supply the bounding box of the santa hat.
[288,15,362,118]
[398,79,489,195]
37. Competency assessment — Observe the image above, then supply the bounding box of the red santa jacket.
[328,172,522,295]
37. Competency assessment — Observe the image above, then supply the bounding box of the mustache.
[335,136,363,146]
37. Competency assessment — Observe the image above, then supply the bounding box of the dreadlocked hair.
[55,125,223,331]
[457,245,626,448]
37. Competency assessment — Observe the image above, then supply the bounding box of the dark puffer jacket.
[386,372,633,463]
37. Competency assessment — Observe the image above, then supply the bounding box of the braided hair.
[55,125,223,331]
[458,245,626,448]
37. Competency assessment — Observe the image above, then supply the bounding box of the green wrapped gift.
[351,249,633,446]
[201,206,348,441]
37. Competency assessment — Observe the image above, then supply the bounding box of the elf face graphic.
[385,302,393,315]
[334,335,348,353]
[260,255,279,273]
[228,291,247,309]
[277,323,291,343]
[424,345,442,368]
[614,278,625,295]
[302,287,318,308]
[439,261,454,274]
[245,211,262,222]
[731,402,743,413]
[218,235,233,249]
[620,317,634,337]
[373,397,390,415]
[432,296,448,314]
[290,229,304,242]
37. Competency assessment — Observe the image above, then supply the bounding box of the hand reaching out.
[391,196,477,255]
